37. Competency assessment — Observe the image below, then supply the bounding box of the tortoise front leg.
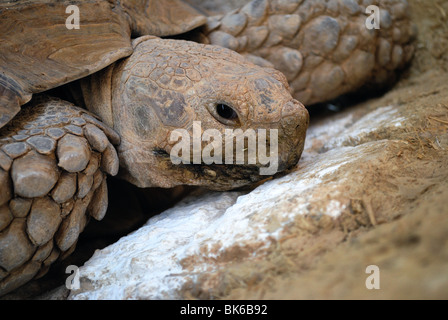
[0,97,119,296]
[202,0,415,105]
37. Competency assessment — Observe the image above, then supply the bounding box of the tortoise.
[0,0,414,295]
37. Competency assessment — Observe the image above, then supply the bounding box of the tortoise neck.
[80,64,116,129]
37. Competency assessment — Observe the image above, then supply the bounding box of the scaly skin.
[0,97,120,295]
[201,0,415,105]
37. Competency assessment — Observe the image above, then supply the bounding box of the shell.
[0,0,207,129]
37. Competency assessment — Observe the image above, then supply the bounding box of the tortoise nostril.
[281,115,301,135]
[281,100,306,118]
[281,100,306,130]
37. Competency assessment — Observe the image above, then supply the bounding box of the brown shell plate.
[0,0,206,129]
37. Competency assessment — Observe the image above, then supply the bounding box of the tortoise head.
[83,37,309,190]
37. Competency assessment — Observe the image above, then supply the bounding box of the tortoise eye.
[216,104,238,120]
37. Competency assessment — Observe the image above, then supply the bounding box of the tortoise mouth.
[117,140,302,190]
[152,148,274,190]
[180,163,264,190]
[153,149,298,191]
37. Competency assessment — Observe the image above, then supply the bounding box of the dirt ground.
[220,0,448,300]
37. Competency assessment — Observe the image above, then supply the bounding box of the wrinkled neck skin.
[82,37,309,191]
